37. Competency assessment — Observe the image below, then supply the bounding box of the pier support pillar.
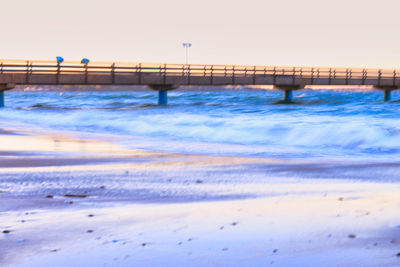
[158,90,168,105]
[384,89,392,102]
[375,86,397,102]
[148,84,178,105]
[274,85,304,103]
[0,84,16,108]
[284,90,293,102]
[0,91,4,108]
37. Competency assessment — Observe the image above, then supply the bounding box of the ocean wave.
[1,90,400,159]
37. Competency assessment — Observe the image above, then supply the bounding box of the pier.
[0,60,399,106]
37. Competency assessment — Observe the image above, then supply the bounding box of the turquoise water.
[1,89,400,159]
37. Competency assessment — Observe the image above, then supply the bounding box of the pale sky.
[2,0,400,68]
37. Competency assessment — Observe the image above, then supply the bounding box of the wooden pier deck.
[0,59,399,105]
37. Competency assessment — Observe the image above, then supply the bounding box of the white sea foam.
[1,90,400,158]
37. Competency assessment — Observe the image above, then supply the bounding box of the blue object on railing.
[81,58,90,64]
[56,56,64,63]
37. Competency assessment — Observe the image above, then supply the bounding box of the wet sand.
[1,129,400,266]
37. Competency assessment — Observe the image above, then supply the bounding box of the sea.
[1,88,400,161]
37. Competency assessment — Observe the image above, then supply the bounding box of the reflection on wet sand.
[1,129,400,266]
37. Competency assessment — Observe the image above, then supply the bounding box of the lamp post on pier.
[182,42,192,75]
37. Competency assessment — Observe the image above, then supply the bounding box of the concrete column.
[284,90,293,102]
[0,91,4,108]
[274,85,303,103]
[149,84,177,105]
[384,89,392,102]
[158,90,168,105]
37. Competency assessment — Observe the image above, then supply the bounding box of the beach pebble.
[88,214,95,217]
[64,194,87,198]
[45,195,53,199]
[348,234,356,238]
[2,230,12,234]
[87,230,94,233]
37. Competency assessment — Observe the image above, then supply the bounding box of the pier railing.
[1,59,399,104]
[0,60,398,82]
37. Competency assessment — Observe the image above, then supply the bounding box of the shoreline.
[1,129,400,266]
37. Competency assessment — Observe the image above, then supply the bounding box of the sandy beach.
[0,129,399,267]
[3,0,400,265]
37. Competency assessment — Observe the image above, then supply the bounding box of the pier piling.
[0,84,15,108]
[158,90,168,105]
[148,84,177,105]
[0,91,4,108]
[284,90,293,102]
[274,85,303,103]
[384,89,392,102]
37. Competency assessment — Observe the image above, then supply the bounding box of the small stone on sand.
[88,214,95,217]
[87,230,93,233]
[64,194,87,198]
